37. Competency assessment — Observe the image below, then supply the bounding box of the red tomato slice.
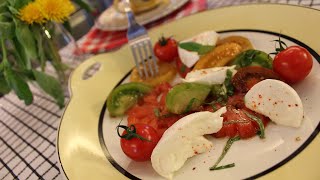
[232,66,281,93]
[175,58,191,78]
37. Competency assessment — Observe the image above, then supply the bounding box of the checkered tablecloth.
[1,0,319,179]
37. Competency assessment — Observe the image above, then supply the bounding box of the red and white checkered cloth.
[78,0,207,54]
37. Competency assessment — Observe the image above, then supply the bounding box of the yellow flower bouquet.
[0,0,90,108]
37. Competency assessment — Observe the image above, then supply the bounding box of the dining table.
[0,0,319,179]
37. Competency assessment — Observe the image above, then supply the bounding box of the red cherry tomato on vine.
[273,46,313,83]
[118,123,160,161]
[154,37,178,62]
[175,58,191,78]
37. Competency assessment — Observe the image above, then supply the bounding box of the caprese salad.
[107,31,313,179]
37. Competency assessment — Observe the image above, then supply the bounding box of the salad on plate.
[105,30,313,179]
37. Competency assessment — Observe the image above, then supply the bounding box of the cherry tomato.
[175,58,191,78]
[154,37,178,62]
[120,124,160,161]
[232,66,281,92]
[273,46,313,83]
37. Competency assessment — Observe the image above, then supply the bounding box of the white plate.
[57,4,320,180]
[100,30,320,180]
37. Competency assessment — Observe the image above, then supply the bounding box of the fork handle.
[123,0,138,28]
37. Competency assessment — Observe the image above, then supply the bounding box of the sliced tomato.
[232,66,281,93]
[127,83,180,137]
[213,102,270,139]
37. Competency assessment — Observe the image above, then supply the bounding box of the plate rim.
[57,4,320,180]
[97,29,320,180]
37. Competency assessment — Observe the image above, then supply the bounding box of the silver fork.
[124,0,158,78]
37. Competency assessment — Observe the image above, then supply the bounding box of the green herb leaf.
[179,42,214,55]
[4,67,33,105]
[244,112,265,139]
[211,163,235,171]
[209,136,240,171]
[32,70,65,108]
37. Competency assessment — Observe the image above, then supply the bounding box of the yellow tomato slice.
[216,36,253,51]
[193,42,242,70]
[130,62,177,86]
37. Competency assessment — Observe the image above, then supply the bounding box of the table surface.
[1,0,319,179]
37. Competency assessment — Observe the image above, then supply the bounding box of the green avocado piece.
[107,82,152,116]
[231,49,273,69]
[166,83,211,114]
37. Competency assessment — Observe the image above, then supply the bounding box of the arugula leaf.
[32,70,65,108]
[179,42,214,55]
[4,67,33,105]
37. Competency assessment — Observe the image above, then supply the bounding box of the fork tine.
[137,43,149,78]
[131,44,144,78]
[142,41,155,77]
[147,40,159,74]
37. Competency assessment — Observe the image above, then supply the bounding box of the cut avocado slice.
[166,83,211,114]
[107,82,152,116]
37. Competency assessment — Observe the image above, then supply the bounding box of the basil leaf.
[209,136,240,171]
[32,70,65,108]
[13,18,38,59]
[4,67,33,105]
[179,42,214,55]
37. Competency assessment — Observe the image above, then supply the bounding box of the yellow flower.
[36,0,75,23]
[19,2,45,24]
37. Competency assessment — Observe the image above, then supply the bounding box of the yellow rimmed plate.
[57,4,320,180]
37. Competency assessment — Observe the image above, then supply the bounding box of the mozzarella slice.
[151,107,226,179]
[244,79,303,127]
[178,31,219,68]
[183,66,237,85]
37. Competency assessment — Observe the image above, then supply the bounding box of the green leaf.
[4,67,33,105]
[179,42,214,55]
[13,18,38,60]
[0,21,15,38]
[32,70,65,108]
[8,5,19,15]
[12,37,30,69]
[224,69,234,96]
[0,74,11,94]
[9,0,32,9]
[31,25,46,71]
[209,136,240,171]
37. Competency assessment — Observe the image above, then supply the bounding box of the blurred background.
[68,0,113,40]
